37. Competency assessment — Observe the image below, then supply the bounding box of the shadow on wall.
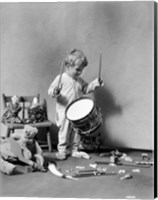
[94,86,125,149]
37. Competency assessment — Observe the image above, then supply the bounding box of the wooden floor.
[0,150,154,199]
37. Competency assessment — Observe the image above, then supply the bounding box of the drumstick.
[98,53,102,82]
[57,61,65,89]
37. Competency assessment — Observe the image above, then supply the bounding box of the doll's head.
[11,125,38,142]
[30,97,39,108]
[11,95,20,105]
[23,125,38,140]
[64,49,88,78]
[17,125,39,145]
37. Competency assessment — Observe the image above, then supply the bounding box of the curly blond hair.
[64,49,88,68]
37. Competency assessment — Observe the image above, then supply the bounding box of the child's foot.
[71,151,91,159]
[55,152,67,160]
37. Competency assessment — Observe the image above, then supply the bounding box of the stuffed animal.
[1,95,23,124]
[25,98,47,124]
[0,125,46,175]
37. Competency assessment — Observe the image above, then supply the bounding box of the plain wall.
[1,2,154,150]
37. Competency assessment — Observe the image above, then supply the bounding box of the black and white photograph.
[0,1,156,199]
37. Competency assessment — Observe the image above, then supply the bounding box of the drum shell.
[66,98,102,137]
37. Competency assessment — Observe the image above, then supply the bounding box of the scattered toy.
[74,169,116,177]
[99,150,123,158]
[109,163,117,167]
[76,166,85,170]
[125,195,136,199]
[141,153,150,161]
[110,155,119,163]
[48,162,78,181]
[120,153,127,159]
[97,167,107,172]
[123,156,133,162]
[112,149,123,157]
[132,168,140,173]
[65,168,73,173]
[136,161,153,166]
[89,163,97,168]
[95,160,151,168]
[120,173,133,180]
[118,169,126,174]
[99,152,111,157]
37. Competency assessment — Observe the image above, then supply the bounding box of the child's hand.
[93,78,104,88]
[53,86,62,96]
[98,78,104,86]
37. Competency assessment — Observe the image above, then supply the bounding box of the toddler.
[48,49,103,160]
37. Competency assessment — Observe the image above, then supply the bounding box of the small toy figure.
[0,125,46,175]
[1,95,23,124]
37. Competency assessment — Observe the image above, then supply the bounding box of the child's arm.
[82,78,104,94]
[48,75,62,98]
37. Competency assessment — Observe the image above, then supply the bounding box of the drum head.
[66,98,94,121]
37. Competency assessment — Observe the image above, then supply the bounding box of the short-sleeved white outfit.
[48,72,99,154]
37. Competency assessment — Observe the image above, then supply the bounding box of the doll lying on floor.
[0,125,47,175]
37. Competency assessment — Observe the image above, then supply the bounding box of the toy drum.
[66,97,102,137]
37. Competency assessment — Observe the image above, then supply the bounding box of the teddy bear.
[0,125,46,175]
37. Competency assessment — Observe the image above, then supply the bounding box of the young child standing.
[48,49,103,160]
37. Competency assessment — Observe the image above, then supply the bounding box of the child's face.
[67,64,86,78]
